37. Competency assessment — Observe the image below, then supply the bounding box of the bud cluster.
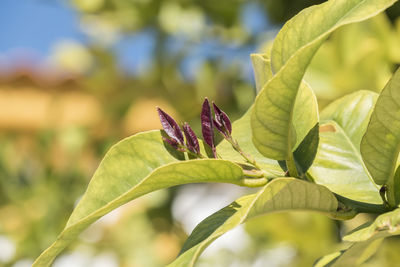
[157,107,201,157]
[157,98,234,159]
[157,98,260,172]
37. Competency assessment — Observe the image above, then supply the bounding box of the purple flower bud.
[162,136,179,149]
[212,102,232,136]
[201,98,216,157]
[157,107,184,145]
[183,122,200,154]
[213,119,228,138]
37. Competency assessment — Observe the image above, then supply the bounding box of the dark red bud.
[201,98,216,157]
[183,123,200,154]
[157,107,184,144]
[212,102,232,135]
[213,119,228,138]
[162,136,179,149]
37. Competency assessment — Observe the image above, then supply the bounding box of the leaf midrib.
[273,0,378,73]
[266,0,383,159]
[35,159,243,266]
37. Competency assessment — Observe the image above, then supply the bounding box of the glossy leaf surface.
[309,91,381,203]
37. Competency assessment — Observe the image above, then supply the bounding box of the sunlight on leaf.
[33,131,244,267]
[252,0,396,160]
[361,67,400,205]
[310,91,381,203]
[168,178,338,267]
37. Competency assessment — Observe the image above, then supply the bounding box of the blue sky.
[0,0,85,57]
[0,0,274,79]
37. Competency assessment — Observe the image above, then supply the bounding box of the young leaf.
[212,102,232,137]
[183,123,200,154]
[309,91,381,204]
[251,0,396,160]
[167,178,339,267]
[33,131,245,267]
[157,107,184,144]
[361,67,400,206]
[201,98,216,157]
[321,90,378,149]
[250,53,273,93]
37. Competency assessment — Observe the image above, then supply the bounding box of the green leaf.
[314,238,384,267]
[361,67,400,205]
[393,165,400,204]
[250,53,273,93]
[294,123,319,175]
[321,90,378,149]
[168,178,338,267]
[292,81,319,150]
[309,91,381,203]
[251,0,396,160]
[344,208,400,242]
[33,131,245,267]
[279,123,319,176]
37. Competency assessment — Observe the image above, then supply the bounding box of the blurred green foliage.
[305,13,400,106]
[2,0,400,266]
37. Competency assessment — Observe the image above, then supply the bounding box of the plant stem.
[334,193,391,214]
[286,153,299,178]
[227,137,262,170]
[178,145,206,159]
[386,180,397,208]
[239,177,269,187]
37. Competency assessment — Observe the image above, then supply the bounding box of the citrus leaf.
[321,90,378,149]
[309,91,381,203]
[361,67,400,205]
[279,123,320,176]
[314,238,384,267]
[218,81,318,177]
[344,208,400,242]
[250,53,273,93]
[167,178,338,267]
[310,121,381,203]
[33,131,245,267]
[292,81,319,150]
[251,0,396,160]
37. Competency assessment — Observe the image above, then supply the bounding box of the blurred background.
[2,0,400,266]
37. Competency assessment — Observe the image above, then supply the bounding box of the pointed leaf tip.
[212,102,232,135]
[201,98,216,156]
[213,119,227,138]
[157,107,184,144]
[183,123,200,154]
[162,136,179,149]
